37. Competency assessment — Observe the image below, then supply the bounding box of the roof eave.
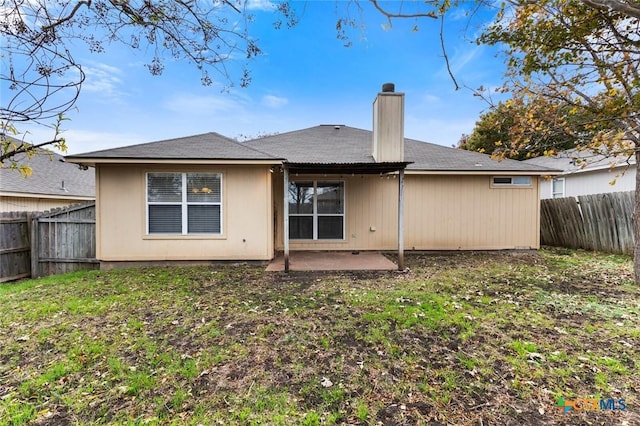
[405,169,562,176]
[0,191,95,200]
[284,161,412,175]
[562,162,635,175]
[65,157,285,167]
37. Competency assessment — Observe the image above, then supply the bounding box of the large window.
[289,181,344,240]
[147,172,222,235]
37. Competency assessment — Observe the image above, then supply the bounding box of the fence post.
[30,214,39,278]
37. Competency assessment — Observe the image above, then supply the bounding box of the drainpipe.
[398,169,405,270]
[283,165,290,272]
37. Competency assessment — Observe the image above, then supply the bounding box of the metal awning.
[284,161,412,175]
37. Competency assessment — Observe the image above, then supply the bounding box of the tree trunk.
[635,151,640,284]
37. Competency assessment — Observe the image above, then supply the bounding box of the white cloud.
[245,0,276,11]
[12,125,146,155]
[447,7,471,22]
[261,94,288,108]
[81,62,125,101]
[447,45,484,75]
[420,92,441,104]
[62,129,146,154]
[162,93,247,115]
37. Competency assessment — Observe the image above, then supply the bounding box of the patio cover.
[282,161,412,272]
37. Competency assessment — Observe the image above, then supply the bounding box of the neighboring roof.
[66,132,282,165]
[523,148,635,174]
[245,125,558,173]
[404,138,550,172]
[0,148,95,199]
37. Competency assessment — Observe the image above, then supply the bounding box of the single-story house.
[523,148,635,199]
[67,84,557,270]
[1,145,95,213]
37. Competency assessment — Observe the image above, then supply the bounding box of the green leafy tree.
[458,103,516,157]
[479,0,640,281]
[459,101,606,159]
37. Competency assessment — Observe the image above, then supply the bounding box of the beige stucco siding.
[96,164,273,261]
[274,173,540,251]
[273,174,399,251]
[404,175,540,250]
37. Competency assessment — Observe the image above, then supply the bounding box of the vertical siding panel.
[276,173,540,252]
[98,164,273,260]
[371,176,381,249]
[403,174,538,250]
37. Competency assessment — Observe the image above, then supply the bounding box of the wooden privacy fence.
[540,191,634,255]
[0,202,98,282]
[0,211,32,282]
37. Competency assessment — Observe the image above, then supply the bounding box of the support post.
[283,166,290,272]
[398,169,405,270]
[30,213,39,278]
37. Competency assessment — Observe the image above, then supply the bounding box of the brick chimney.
[372,83,404,162]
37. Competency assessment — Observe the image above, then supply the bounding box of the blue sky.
[14,1,505,155]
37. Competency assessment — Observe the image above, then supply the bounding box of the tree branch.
[41,1,92,32]
[581,0,640,19]
[368,0,438,20]
[440,15,459,90]
[222,0,241,14]
[0,138,65,162]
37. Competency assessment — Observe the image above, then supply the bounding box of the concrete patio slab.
[266,251,397,272]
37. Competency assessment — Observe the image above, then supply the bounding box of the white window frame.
[289,180,345,240]
[491,176,532,187]
[552,177,565,198]
[146,172,223,235]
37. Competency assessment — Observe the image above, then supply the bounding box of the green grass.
[0,248,637,425]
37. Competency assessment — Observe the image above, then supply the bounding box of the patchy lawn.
[0,249,638,425]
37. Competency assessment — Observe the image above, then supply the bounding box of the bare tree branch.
[41,0,93,32]
[0,138,65,162]
[439,14,460,90]
[581,0,640,19]
[368,0,438,20]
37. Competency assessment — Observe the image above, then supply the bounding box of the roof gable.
[67,132,281,162]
